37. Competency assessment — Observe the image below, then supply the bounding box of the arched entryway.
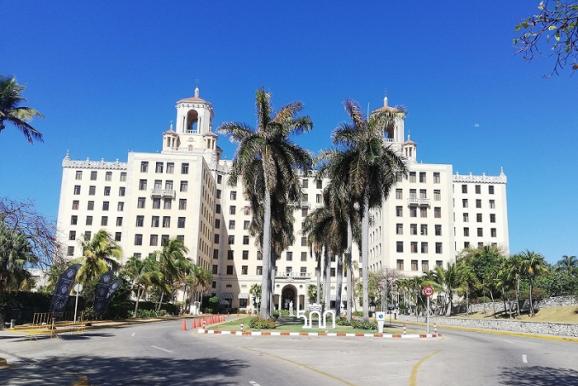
[281,285,297,310]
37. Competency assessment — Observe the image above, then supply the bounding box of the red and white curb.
[195,329,441,339]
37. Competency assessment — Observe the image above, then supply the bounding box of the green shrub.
[352,311,363,317]
[248,317,276,329]
[351,319,377,330]
[336,317,351,326]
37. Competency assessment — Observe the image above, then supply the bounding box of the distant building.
[56,90,508,312]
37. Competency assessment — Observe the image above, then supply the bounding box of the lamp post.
[73,283,83,323]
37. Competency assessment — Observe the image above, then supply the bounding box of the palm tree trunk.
[324,248,331,310]
[156,292,164,313]
[270,259,276,313]
[466,289,470,315]
[259,188,272,319]
[361,196,370,321]
[346,219,353,321]
[529,281,534,317]
[515,276,521,317]
[316,251,321,305]
[134,287,142,317]
[335,254,343,316]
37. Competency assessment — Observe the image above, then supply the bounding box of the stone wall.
[398,314,578,338]
[466,295,577,314]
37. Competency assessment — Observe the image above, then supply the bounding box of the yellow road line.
[408,350,440,386]
[72,375,90,386]
[244,347,358,386]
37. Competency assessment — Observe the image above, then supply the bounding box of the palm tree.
[185,264,212,313]
[218,89,312,318]
[76,230,122,285]
[154,239,190,312]
[518,250,548,317]
[328,100,407,320]
[505,254,523,316]
[123,254,164,316]
[558,255,577,273]
[0,222,38,293]
[0,77,43,143]
[456,261,478,315]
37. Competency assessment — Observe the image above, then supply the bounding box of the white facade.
[56,90,509,312]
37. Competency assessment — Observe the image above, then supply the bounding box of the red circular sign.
[422,286,434,297]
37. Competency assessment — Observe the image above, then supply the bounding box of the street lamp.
[73,283,83,323]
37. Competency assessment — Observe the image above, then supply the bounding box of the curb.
[194,328,441,339]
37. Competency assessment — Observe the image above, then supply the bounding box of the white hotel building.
[56,89,509,311]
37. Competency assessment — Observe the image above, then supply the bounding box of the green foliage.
[0,222,38,293]
[0,76,43,143]
[0,291,52,325]
[248,317,277,329]
[307,284,317,303]
[249,284,262,307]
[76,230,122,285]
[336,317,351,326]
[350,319,377,330]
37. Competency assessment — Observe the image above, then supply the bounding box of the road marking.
[131,332,136,337]
[150,345,173,353]
[249,381,261,386]
[408,350,440,386]
[522,354,528,363]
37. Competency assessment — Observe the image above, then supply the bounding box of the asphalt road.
[1,320,577,386]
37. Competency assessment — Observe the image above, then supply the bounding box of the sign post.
[375,311,386,333]
[421,286,434,335]
[73,283,83,323]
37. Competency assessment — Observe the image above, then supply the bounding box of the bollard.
[403,326,406,335]
[202,320,206,329]
[240,323,244,332]
[181,319,187,331]
[434,324,437,335]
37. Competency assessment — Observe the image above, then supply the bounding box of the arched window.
[186,110,199,133]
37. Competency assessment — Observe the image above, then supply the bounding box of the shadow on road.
[0,356,248,385]
[500,366,578,386]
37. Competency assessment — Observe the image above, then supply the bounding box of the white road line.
[249,381,261,386]
[522,354,528,364]
[131,332,136,337]
[151,345,173,353]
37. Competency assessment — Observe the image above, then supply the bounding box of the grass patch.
[453,306,578,324]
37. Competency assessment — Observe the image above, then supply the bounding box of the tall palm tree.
[328,100,407,320]
[219,89,312,318]
[456,260,478,315]
[123,254,164,316]
[430,263,461,316]
[76,230,122,285]
[519,250,548,316]
[0,222,38,293]
[558,255,577,273]
[506,254,524,316]
[0,77,43,143]
[154,239,190,312]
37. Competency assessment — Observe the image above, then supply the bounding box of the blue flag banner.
[94,271,122,316]
[50,264,81,313]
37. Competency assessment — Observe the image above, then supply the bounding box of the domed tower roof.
[176,87,212,106]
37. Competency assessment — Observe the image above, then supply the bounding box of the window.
[330,268,336,277]
[463,213,469,222]
[226,266,234,275]
[214,219,220,228]
[228,235,235,245]
[179,199,187,210]
[176,235,184,242]
[216,189,221,199]
[117,202,124,211]
[411,260,418,271]
[216,204,221,214]
[213,249,219,259]
[140,161,149,172]
[162,216,171,228]
[179,181,188,193]
[419,172,426,183]
[67,246,75,256]
[462,199,468,208]
[301,252,307,261]
[230,191,237,200]
[178,217,186,228]
[257,252,262,260]
[90,171,97,181]
[152,198,161,209]
[396,206,403,217]
[434,207,441,218]
[104,186,111,196]
[477,228,483,237]
[136,215,144,227]
[120,172,126,181]
[217,174,223,184]
[489,199,495,209]
[69,230,76,241]
[436,260,443,268]
[408,223,416,235]
[396,259,404,271]
[229,206,236,215]
[420,224,428,236]
[301,207,308,217]
[116,217,123,226]
[119,187,125,197]
[102,201,109,211]
[302,178,308,188]
[161,235,169,246]
[75,170,83,180]
[166,162,174,174]
[435,242,443,254]
[151,216,159,227]
[435,224,442,236]
[84,231,91,241]
[241,250,249,260]
[433,172,440,183]
[396,223,403,235]
[228,220,235,230]
[421,242,428,253]
[87,201,94,210]
[409,207,417,217]
[316,179,322,189]
[395,189,403,199]
[88,186,95,196]
[491,228,497,237]
[163,199,171,210]
[134,234,143,246]
[241,266,248,275]
[72,200,79,210]
[256,266,263,275]
[150,234,158,246]
[476,199,482,208]
[464,241,470,249]
[302,193,308,202]
[227,250,234,260]
[101,216,108,226]
[139,179,147,191]
[301,236,307,247]
[316,194,321,203]
[490,214,496,223]
[155,162,163,173]
[434,190,441,201]
[420,207,427,218]
[73,185,81,195]
[422,260,429,272]
[181,163,189,174]
[475,185,481,194]
[476,213,482,222]
[489,185,495,194]
[463,227,470,237]
[115,232,122,242]
[409,172,416,183]
[105,171,112,181]
[411,242,418,253]
[396,241,404,253]
[286,251,293,261]
[243,220,250,230]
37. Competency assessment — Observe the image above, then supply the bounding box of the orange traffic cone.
[181,319,187,331]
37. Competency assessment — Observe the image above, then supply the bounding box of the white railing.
[408,197,430,206]
[151,188,176,198]
[276,272,311,280]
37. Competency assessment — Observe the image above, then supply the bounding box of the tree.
[514,1,578,75]
[250,283,262,311]
[430,263,461,316]
[0,77,43,143]
[329,100,407,320]
[154,239,190,312]
[456,261,478,315]
[185,265,212,313]
[558,255,577,272]
[218,89,312,318]
[76,230,122,285]
[518,250,548,316]
[122,254,163,316]
[0,222,38,293]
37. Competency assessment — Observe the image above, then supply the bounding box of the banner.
[50,264,81,313]
[93,271,122,316]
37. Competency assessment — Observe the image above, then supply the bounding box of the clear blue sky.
[1,1,576,263]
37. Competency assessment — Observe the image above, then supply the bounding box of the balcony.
[151,188,176,199]
[276,272,311,280]
[408,197,430,207]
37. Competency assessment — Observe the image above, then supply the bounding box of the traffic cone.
[181,319,187,331]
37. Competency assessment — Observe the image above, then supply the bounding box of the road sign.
[422,286,434,297]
